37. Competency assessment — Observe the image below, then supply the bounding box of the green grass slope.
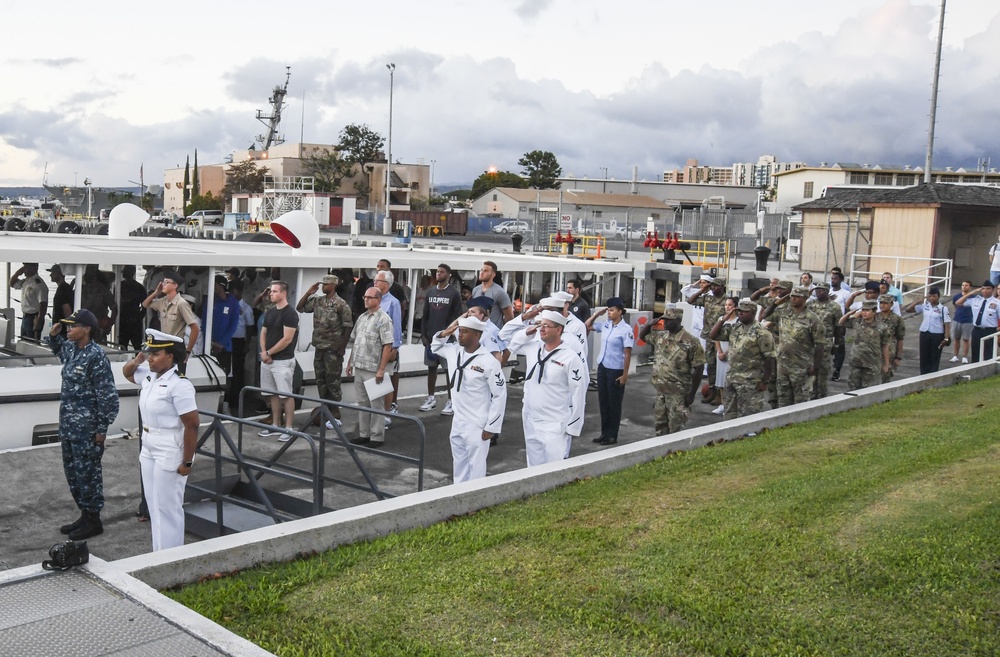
[170,378,1000,656]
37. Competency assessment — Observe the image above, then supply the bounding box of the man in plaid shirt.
[346,287,395,447]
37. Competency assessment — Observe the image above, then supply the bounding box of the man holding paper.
[346,287,395,447]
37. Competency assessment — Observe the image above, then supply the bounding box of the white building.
[731,155,807,189]
[772,162,1000,214]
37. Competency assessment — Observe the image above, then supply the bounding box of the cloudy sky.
[1,0,997,189]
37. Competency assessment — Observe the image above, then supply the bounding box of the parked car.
[186,209,224,225]
[492,220,530,234]
[615,226,645,240]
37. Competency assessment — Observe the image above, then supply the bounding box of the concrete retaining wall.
[116,361,997,589]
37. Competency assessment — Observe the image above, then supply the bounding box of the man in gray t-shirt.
[471,260,513,327]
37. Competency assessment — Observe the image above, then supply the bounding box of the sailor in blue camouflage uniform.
[48,309,120,540]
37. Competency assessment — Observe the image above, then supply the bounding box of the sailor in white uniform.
[123,329,200,552]
[431,316,507,483]
[507,310,588,467]
[466,296,505,358]
[500,296,590,376]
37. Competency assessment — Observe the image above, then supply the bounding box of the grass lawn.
[169,378,1000,656]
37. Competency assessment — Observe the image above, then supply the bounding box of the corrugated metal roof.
[488,187,676,210]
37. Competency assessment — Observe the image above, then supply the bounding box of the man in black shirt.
[259,281,300,441]
[567,279,591,324]
[48,265,74,337]
[118,265,147,350]
[420,264,464,414]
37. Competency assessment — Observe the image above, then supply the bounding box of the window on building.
[492,194,497,201]
[650,213,661,220]
[873,173,892,185]
[849,172,869,185]
[939,175,959,183]
[895,174,916,186]
[594,210,603,218]
[804,182,814,198]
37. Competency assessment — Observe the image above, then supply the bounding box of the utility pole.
[924,0,946,184]
[384,63,395,235]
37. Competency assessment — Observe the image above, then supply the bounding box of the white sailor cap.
[538,296,564,309]
[539,310,568,326]
[550,290,574,303]
[699,274,714,282]
[457,316,488,332]
[143,328,183,350]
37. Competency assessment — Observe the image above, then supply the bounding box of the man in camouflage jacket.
[761,286,826,407]
[640,308,705,435]
[297,275,354,423]
[710,299,776,420]
[807,282,844,399]
[49,309,120,540]
[687,277,728,404]
[876,293,906,383]
[839,300,891,391]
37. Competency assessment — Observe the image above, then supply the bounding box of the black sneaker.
[598,436,618,445]
[831,371,840,381]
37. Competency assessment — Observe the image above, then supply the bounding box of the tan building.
[663,159,733,185]
[162,142,429,216]
[470,187,676,226]
[794,183,1000,287]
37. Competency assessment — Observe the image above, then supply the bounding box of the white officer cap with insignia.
[144,328,184,350]
[539,310,568,326]
[457,316,488,332]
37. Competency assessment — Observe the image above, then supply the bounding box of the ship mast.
[256,67,291,152]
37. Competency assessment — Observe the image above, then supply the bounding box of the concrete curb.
[116,361,997,590]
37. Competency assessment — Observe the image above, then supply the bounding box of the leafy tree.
[338,124,384,166]
[471,170,527,199]
[107,191,120,207]
[338,124,384,207]
[182,156,190,208]
[192,149,200,197]
[301,149,349,193]
[140,191,156,213]
[185,191,222,216]
[223,160,269,203]
[518,150,562,189]
[410,195,429,211]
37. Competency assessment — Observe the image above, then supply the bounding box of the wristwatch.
[183,460,194,468]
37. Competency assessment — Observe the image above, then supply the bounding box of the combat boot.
[59,512,86,535]
[710,389,724,406]
[69,511,103,540]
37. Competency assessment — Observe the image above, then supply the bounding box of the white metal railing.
[977,331,999,362]
[849,254,952,299]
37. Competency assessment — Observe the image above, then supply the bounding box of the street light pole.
[384,63,395,236]
[430,159,436,200]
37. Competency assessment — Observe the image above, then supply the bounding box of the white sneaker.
[258,428,277,437]
[384,417,392,429]
[949,356,959,363]
[961,357,969,364]
[325,419,342,430]
[390,402,399,414]
[278,433,292,442]
[712,405,725,415]
[419,396,437,412]
[441,400,454,416]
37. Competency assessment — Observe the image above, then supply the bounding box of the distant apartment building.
[732,155,807,188]
[662,159,733,185]
[772,162,1000,213]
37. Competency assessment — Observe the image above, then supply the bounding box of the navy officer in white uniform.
[955,280,1000,362]
[123,329,200,551]
[431,315,507,483]
[506,310,588,467]
[500,296,590,378]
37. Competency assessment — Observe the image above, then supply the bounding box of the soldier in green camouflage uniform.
[807,282,844,399]
[876,294,906,383]
[761,286,826,407]
[297,275,354,421]
[839,300,891,390]
[687,277,728,404]
[710,299,776,420]
[752,280,791,408]
[640,307,705,435]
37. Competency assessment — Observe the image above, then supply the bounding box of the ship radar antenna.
[255,66,291,152]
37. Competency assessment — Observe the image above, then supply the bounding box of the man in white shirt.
[903,287,950,374]
[955,280,1000,362]
[431,316,506,483]
[988,237,1000,287]
[506,310,588,467]
[9,262,48,340]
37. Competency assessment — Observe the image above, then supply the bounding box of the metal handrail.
[850,254,952,299]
